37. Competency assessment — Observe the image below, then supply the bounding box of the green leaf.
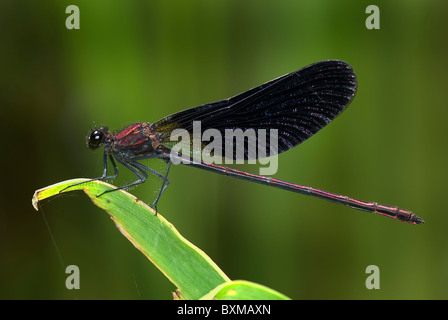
[201,280,290,300]
[32,178,230,300]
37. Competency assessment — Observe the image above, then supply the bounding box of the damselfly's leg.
[130,160,172,214]
[97,156,148,197]
[97,156,170,214]
[59,152,119,193]
[154,161,172,210]
[85,151,172,215]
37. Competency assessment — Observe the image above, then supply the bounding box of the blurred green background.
[1,0,447,299]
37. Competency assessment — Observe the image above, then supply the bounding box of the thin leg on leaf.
[60,151,119,193]
[131,160,172,214]
[97,156,148,197]
[153,161,172,213]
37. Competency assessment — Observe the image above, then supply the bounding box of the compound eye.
[88,129,104,149]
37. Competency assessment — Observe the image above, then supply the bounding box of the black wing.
[152,60,357,160]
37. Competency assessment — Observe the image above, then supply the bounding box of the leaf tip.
[32,190,40,211]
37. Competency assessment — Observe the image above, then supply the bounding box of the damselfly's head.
[87,127,109,150]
